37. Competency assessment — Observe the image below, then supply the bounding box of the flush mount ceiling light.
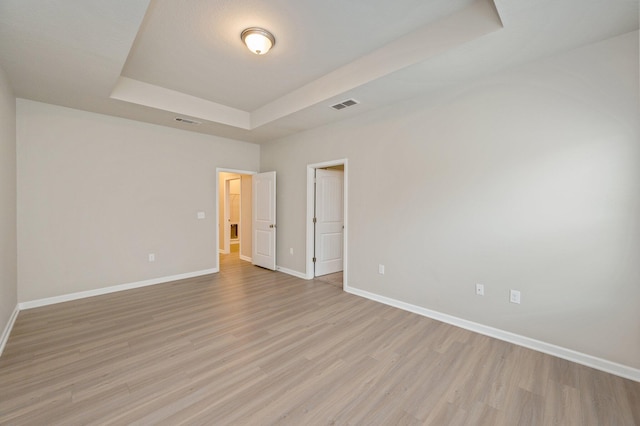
[241,27,275,55]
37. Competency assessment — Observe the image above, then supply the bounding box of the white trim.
[346,286,640,383]
[276,265,310,280]
[19,268,218,310]
[239,254,252,262]
[0,305,20,357]
[306,159,348,286]
[306,166,315,280]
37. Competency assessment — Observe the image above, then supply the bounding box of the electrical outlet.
[290,247,294,255]
[510,289,521,304]
[475,283,484,296]
[197,211,205,219]
[378,264,385,275]
[148,253,155,262]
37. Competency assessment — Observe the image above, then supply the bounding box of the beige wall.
[229,179,240,195]
[240,174,252,260]
[0,65,17,337]
[229,180,240,223]
[261,32,640,368]
[218,172,240,252]
[17,100,259,302]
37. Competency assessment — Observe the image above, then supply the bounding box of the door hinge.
[313,217,317,223]
[312,257,316,263]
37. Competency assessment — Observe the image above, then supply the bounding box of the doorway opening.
[306,159,348,289]
[216,169,255,269]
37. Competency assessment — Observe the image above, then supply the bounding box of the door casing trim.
[306,159,348,290]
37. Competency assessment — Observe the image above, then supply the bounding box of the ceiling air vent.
[330,99,359,111]
[175,117,201,125]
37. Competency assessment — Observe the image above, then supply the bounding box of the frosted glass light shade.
[241,28,275,55]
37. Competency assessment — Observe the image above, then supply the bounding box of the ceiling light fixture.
[241,27,275,55]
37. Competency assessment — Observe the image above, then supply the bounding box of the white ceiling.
[122,0,480,111]
[0,0,637,144]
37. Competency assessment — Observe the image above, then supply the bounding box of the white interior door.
[252,171,276,270]
[315,169,344,276]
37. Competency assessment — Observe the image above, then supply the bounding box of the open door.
[252,171,276,270]
[314,168,344,276]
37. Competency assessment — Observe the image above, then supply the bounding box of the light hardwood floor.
[1,254,639,425]
[314,271,343,289]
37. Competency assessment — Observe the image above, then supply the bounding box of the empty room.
[1,0,639,424]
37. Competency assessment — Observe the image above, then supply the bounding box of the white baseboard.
[0,305,20,357]
[276,265,309,280]
[19,268,219,310]
[346,286,640,383]
[239,254,252,262]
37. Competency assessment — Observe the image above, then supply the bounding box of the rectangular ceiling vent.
[330,99,359,111]
[175,117,201,125]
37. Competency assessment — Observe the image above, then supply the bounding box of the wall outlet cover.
[510,289,521,304]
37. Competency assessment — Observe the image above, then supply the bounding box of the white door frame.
[216,168,257,269]
[306,159,348,288]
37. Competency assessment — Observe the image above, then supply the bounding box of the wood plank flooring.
[314,271,343,289]
[1,254,639,425]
